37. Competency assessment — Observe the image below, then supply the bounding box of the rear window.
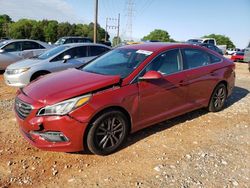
[183,49,210,69]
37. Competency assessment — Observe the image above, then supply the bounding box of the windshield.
[82,48,153,78]
[0,41,8,48]
[188,39,202,43]
[55,38,66,45]
[37,46,69,60]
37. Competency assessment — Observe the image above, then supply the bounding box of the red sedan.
[15,43,235,155]
[231,51,244,62]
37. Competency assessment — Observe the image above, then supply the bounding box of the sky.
[0,0,249,48]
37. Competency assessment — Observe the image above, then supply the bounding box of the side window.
[209,53,222,64]
[64,39,72,44]
[74,46,87,58]
[3,42,22,52]
[183,49,210,69]
[89,46,109,56]
[146,49,182,75]
[51,48,75,61]
[22,41,43,50]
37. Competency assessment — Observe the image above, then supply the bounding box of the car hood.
[22,69,121,105]
[7,58,46,69]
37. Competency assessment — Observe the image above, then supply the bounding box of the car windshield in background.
[83,48,152,78]
[37,45,69,60]
[0,41,8,48]
[188,39,202,43]
[55,38,66,45]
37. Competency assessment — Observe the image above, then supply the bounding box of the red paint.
[15,43,235,152]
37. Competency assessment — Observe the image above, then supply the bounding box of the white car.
[4,43,111,87]
[0,39,52,70]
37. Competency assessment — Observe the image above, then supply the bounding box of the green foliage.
[203,34,235,48]
[0,14,12,37]
[0,14,109,43]
[112,36,121,46]
[142,29,171,42]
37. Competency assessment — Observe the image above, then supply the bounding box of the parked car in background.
[231,51,245,62]
[4,43,110,87]
[0,39,51,70]
[14,43,235,155]
[187,38,227,54]
[55,36,93,45]
[191,42,223,55]
[226,48,240,55]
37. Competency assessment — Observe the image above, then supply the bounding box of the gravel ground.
[0,63,249,188]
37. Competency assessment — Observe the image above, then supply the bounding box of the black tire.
[30,71,49,82]
[86,110,129,155]
[208,83,227,112]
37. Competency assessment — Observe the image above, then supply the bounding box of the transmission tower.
[125,0,135,41]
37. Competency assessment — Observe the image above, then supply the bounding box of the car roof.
[60,42,111,49]
[0,39,52,48]
[60,36,92,39]
[119,42,201,52]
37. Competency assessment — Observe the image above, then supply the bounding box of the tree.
[57,22,72,38]
[142,29,171,42]
[203,34,235,48]
[44,21,58,43]
[30,21,45,41]
[9,19,35,39]
[0,14,12,37]
[112,36,121,46]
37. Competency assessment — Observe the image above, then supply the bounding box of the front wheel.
[208,83,227,112]
[86,110,129,155]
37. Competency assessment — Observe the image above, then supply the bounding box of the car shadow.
[75,86,249,155]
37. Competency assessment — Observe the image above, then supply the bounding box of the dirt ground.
[0,63,249,188]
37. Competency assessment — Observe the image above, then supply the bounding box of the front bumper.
[4,72,30,87]
[17,114,88,152]
[15,94,89,152]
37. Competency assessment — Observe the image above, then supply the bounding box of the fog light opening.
[30,131,69,142]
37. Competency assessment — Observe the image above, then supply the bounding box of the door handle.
[179,80,185,86]
[210,71,217,76]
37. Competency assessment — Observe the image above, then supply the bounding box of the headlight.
[7,68,30,75]
[37,94,92,116]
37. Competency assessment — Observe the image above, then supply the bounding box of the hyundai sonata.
[14,43,235,155]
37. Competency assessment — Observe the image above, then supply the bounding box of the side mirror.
[0,49,5,53]
[63,55,71,63]
[139,70,163,81]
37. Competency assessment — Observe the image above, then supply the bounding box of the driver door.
[48,46,88,72]
[137,49,189,129]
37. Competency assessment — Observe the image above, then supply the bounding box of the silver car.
[4,43,111,87]
[0,39,52,70]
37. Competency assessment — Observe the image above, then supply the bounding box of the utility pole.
[94,0,98,43]
[105,17,108,42]
[117,13,120,45]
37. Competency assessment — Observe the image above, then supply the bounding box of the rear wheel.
[208,83,227,112]
[86,110,129,155]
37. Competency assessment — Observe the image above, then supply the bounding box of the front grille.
[15,98,33,119]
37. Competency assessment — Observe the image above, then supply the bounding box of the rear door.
[181,48,221,108]
[137,49,189,128]
[1,41,23,68]
[21,41,46,58]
